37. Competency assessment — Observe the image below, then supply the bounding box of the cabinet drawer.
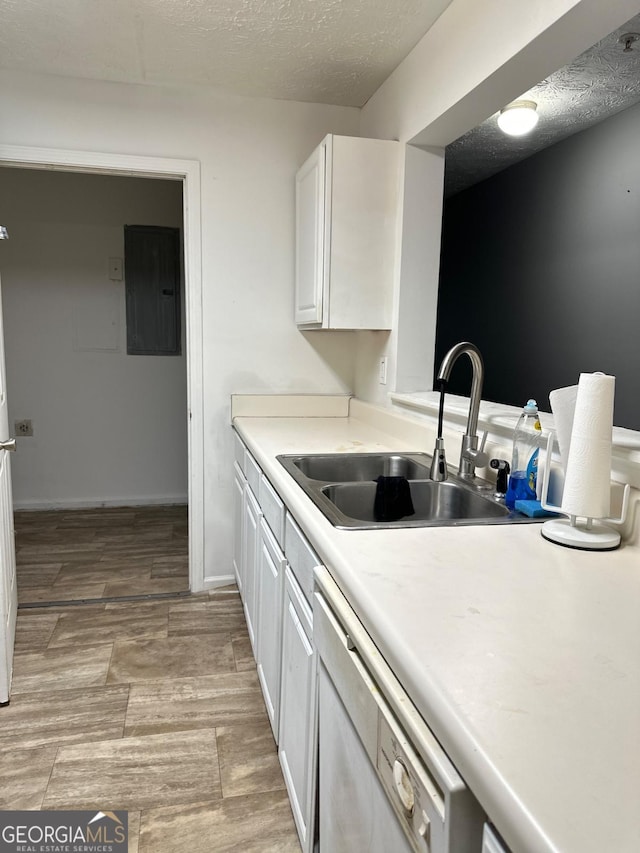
[285,513,320,606]
[259,474,285,548]
[233,430,247,474]
[284,564,313,638]
[245,449,262,498]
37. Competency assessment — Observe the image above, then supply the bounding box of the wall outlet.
[15,419,33,437]
[379,357,388,385]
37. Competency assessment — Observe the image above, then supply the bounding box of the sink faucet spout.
[433,341,488,479]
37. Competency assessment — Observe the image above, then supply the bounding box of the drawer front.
[285,513,320,606]
[233,430,247,474]
[259,474,285,548]
[284,563,313,637]
[245,449,262,498]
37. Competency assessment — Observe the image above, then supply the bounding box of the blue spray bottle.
[505,400,542,510]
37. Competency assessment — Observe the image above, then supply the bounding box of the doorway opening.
[0,145,204,605]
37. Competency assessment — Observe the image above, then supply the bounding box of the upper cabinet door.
[294,134,399,331]
[295,141,326,326]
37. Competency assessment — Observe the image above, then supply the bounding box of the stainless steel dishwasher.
[314,566,485,853]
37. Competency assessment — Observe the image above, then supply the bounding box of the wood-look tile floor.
[4,589,301,852]
[14,505,189,604]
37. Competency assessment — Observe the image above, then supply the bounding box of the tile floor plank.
[0,685,129,752]
[48,604,169,648]
[124,671,267,736]
[107,635,235,684]
[14,613,59,653]
[11,644,114,694]
[19,583,107,604]
[52,563,155,588]
[168,601,246,637]
[103,576,189,598]
[138,791,300,853]
[0,747,58,809]
[128,812,141,853]
[232,632,255,672]
[43,729,222,811]
[216,721,286,798]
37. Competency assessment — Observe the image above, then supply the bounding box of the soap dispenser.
[505,399,542,509]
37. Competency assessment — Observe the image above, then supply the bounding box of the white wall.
[353,0,640,405]
[0,69,359,583]
[0,167,187,508]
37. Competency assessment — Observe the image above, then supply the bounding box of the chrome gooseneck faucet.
[430,341,488,481]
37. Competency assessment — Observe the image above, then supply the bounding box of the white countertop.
[233,408,640,853]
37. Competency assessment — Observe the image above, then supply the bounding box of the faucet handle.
[466,445,489,469]
[465,430,489,469]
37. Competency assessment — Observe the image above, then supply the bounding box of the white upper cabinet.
[295,134,400,330]
[295,143,326,326]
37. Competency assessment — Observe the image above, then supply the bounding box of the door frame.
[0,145,204,593]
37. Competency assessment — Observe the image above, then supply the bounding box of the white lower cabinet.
[256,518,286,741]
[232,430,320,850]
[233,462,245,597]
[242,485,261,653]
[278,566,317,852]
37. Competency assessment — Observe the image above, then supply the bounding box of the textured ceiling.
[445,12,640,197]
[0,0,453,107]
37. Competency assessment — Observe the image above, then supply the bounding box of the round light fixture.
[497,100,539,136]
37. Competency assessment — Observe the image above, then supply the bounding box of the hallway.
[2,587,300,852]
[15,505,189,604]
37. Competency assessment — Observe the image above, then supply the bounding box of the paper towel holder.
[539,431,630,550]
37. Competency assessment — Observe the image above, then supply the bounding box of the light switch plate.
[379,357,388,385]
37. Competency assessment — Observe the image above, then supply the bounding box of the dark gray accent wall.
[436,100,640,429]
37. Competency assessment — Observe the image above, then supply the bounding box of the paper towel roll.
[549,384,579,470]
[560,372,614,519]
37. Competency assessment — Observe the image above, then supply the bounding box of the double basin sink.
[277,452,537,530]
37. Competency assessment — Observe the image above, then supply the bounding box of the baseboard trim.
[13,496,188,511]
[203,574,236,590]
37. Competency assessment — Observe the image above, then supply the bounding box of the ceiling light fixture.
[619,32,639,53]
[497,100,539,136]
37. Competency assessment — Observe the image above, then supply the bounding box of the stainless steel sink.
[277,452,538,530]
[322,480,509,525]
[288,453,431,482]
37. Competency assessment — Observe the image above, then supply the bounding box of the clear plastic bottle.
[505,399,542,510]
